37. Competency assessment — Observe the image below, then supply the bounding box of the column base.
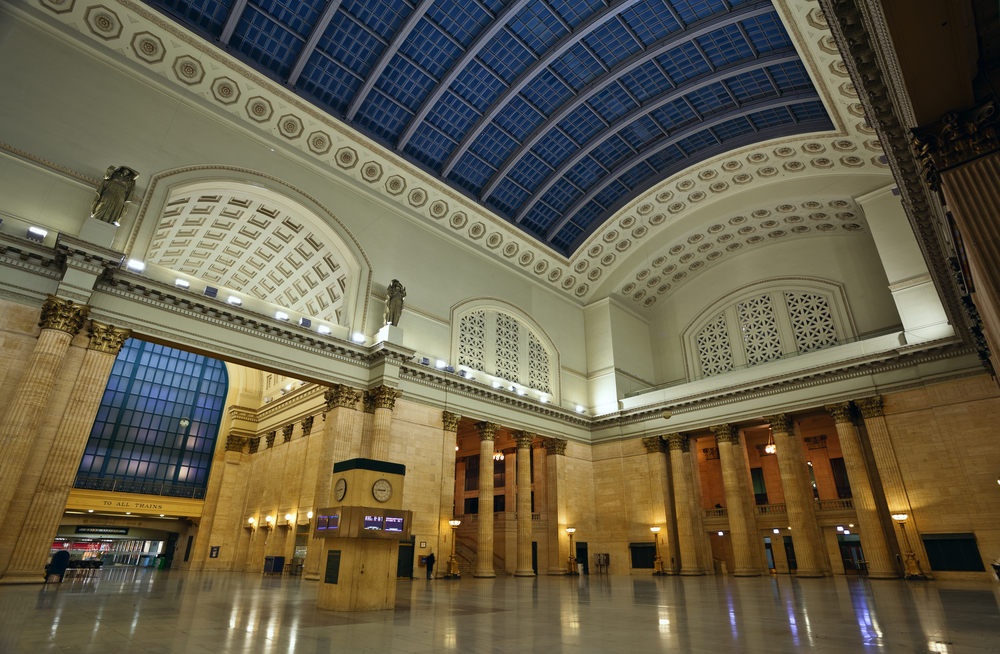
[679,569,703,576]
[514,570,536,577]
[547,568,567,575]
[793,570,826,578]
[303,572,320,581]
[732,570,761,577]
[867,571,900,579]
[0,571,47,585]
[472,570,496,578]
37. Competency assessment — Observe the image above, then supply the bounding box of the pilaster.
[436,412,461,578]
[643,436,678,574]
[710,424,760,576]
[666,434,702,575]
[513,430,535,577]
[544,437,569,575]
[474,421,499,578]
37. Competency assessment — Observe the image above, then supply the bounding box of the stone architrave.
[763,414,825,577]
[0,320,130,584]
[435,411,461,578]
[513,431,536,577]
[544,437,569,575]
[473,421,499,578]
[665,434,702,575]
[0,296,89,529]
[825,402,897,578]
[368,385,400,461]
[710,424,760,576]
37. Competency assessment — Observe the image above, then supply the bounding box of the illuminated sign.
[317,515,340,530]
[363,516,383,531]
[75,526,129,535]
[384,517,403,533]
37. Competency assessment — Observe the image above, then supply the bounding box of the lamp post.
[566,528,577,574]
[446,519,461,578]
[891,514,927,579]
[651,526,664,575]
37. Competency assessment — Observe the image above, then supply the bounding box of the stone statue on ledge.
[91,165,139,226]
[383,279,406,327]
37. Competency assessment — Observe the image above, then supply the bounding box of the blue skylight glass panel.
[452,60,506,111]
[645,143,686,170]
[747,106,793,129]
[496,95,545,140]
[591,134,633,170]
[620,61,673,102]
[231,10,303,79]
[480,0,505,11]
[767,61,814,93]
[427,92,481,141]
[552,43,604,91]
[619,115,664,149]
[533,128,578,167]
[549,0,604,28]
[299,51,363,113]
[487,178,531,217]
[448,152,496,194]
[355,91,413,141]
[521,203,560,237]
[401,19,464,80]
[618,160,657,188]
[657,42,712,84]
[650,98,698,132]
[589,82,637,122]
[255,0,324,37]
[149,0,233,37]
[523,70,574,116]
[404,123,457,170]
[317,11,385,77]
[622,0,682,46]
[559,105,604,145]
[696,24,754,67]
[509,0,568,56]
[481,30,537,84]
[711,115,755,141]
[741,13,792,53]
[552,221,585,251]
[725,69,775,102]
[509,153,554,192]
[572,199,605,227]
[790,100,829,122]
[565,156,606,189]
[594,179,629,209]
[429,0,492,47]
[542,178,583,213]
[676,128,719,154]
[377,56,435,111]
[669,0,727,26]
[687,81,736,116]
[343,0,412,40]
[471,123,520,167]
[584,19,642,69]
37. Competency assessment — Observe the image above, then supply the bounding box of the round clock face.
[372,479,392,503]
[334,478,347,502]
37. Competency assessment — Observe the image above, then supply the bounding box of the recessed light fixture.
[492,381,502,388]
[27,226,47,242]
[160,514,164,517]
[175,279,190,289]
[843,530,851,534]
[773,528,780,534]
[126,259,145,272]
[88,509,94,513]
[125,512,131,515]
[717,531,724,537]
[540,396,549,403]
[318,325,332,335]
[516,388,525,396]
[275,311,289,321]
[435,360,447,369]
[285,384,292,391]
[227,296,242,306]
[351,332,365,343]
[576,405,585,413]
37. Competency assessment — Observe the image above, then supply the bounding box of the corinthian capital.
[39,295,89,335]
[282,424,294,442]
[763,414,792,433]
[855,396,884,419]
[642,436,666,454]
[301,416,314,437]
[709,424,739,444]
[475,421,499,441]
[371,385,401,411]
[324,384,360,410]
[514,430,535,449]
[543,437,567,455]
[825,402,853,424]
[87,320,131,355]
[665,433,689,452]
[442,411,461,432]
[225,434,246,452]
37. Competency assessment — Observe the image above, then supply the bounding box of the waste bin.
[263,556,285,575]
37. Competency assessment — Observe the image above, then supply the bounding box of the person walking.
[426,552,435,580]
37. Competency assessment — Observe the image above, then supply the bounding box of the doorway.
[838,534,867,575]
[532,541,537,574]
[397,537,414,578]
[783,536,797,573]
[576,542,589,574]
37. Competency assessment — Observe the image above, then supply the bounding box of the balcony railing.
[755,503,788,515]
[703,508,727,518]
[74,477,207,500]
[818,498,853,511]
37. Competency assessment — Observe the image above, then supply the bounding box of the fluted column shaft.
[514,431,535,576]
[1,321,130,584]
[711,425,759,576]
[356,392,375,459]
[435,412,460,578]
[764,415,825,576]
[0,297,88,528]
[667,434,702,576]
[474,422,498,577]
[368,386,399,461]
[826,403,897,578]
[545,437,568,575]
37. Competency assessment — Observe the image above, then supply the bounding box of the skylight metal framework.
[144,0,833,255]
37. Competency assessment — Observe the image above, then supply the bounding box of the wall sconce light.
[718,531,724,537]
[247,517,255,530]
[765,428,776,454]
[264,515,275,530]
[284,513,294,527]
[307,511,313,520]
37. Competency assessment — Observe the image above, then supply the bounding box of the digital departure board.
[317,515,339,531]
[363,515,383,531]
[314,506,412,540]
[384,516,403,532]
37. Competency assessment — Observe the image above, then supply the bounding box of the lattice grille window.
[528,332,551,393]
[737,294,782,365]
[785,292,838,352]
[495,312,520,382]
[696,313,734,376]
[458,310,486,371]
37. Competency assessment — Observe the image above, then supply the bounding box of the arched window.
[76,339,229,498]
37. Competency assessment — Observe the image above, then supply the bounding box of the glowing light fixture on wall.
[493,451,505,461]
[765,428,776,455]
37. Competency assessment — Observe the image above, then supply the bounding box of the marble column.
[544,437,568,575]
[368,385,399,461]
[0,320,130,584]
[642,436,679,574]
[303,384,360,581]
[513,430,535,577]
[474,421,498,578]
[436,411,460,578]
[356,391,376,459]
[825,402,898,578]
[710,424,759,576]
[0,296,89,528]
[764,414,825,577]
[666,433,702,576]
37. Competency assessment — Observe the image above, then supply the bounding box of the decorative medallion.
[747,235,765,244]
[622,282,636,294]
[769,230,787,238]
[783,161,805,171]
[85,5,122,40]
[668,202,685,213]
[648,213,666,225]
[361,161,383,182]
[385,175,406,195]
[335,147,358,168]
[407,188,427,207]
[646,275,661,287]
[588,244,603,257]
[688,191,706,202]
[574,259,589,273]
[680,253,694,263]
[631,225,647,239]
[809,212,829,221]
[600,253,616,266]
[588,268,602,281]
[677,179,695,191]
[802,201,822,209]
[758,166,778,177]
[651,256,666,267]
[643,297,656,307]
[774,146,796,157]
[603,230,619,242]
[697,242,713,252]
[519,251,534,266]
[449,212,468,229]
[803,142,825,153]
[562,276,576,289]
[245,96,273,123]
[776,204,795,213]
[211,76,240,105]
[657,284,671,294]
[734,173,753,184]
[468,222,486,239]
[761,220,779,228]
[672,272,686,281]
[656,191,673,202]
[687,233,704,243]
[710,181,729,193]
[751,209,771,219]
[835,212,856,220]
[636,269,650,280]
[816,223,837,231]
[486,232,503,249]
[130,32,165,64]
[811,157,834,168]
[722,160,742,171]
[619,215,636,228]
[503,242,519,257]
[547,268,562,282]
[832,140,857,151]
[663,264,677,273]
[842,155,865,167]
[637,203,654,215]
[575,284,589,297]
[792,225,810,233]
[729,215,747,225]
[669,244,684,255]
[689,261,704,271]
[726,242,743,251]
[533,260,549,274]
[172,55,204,85]
[40,0,75,14]
[278,114,303,139]
[747,152,768,164]
[784,215,803,223]
[429,199,448,218]
[842,223,863,231]
[706,251,722,260]
[633,289,646,300]
[717,233,733,242]
[615,239,631,252]
[738,226,755,235]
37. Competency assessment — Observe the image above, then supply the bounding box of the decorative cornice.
[641,435,666,454]
[543,437,567,455]
[442,411,461,432]
[87,319,130,355]
[225,434,246,453]
[911,101,1000,190]
[39,294,89,335]
[764,414,792,433]
[825,401,853,424]
[371,384,401,411]
[515,431,535,449]
[665,433,689,452]
[282,424,293,443]
[301,416,314,437]
[709,424,738,444]
[475,421,499,442]
[265,431,276,448]
[55,234,126,272]
[324,384,361,410]
[855,395,884,419]
[247,437,260,454]
[229,405,258,424]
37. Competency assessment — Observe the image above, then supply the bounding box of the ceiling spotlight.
[318,325,331,335]
[773,528,780,534]
[492,381,502,388]
[126,259,145,272]
[125,512,131,515]
[843,530,851,534]
[717,531,724,537]
[435,360,447,369]
[351,332,365,343]
[160,514,164,517]
[540,396,549,403]
[837,526,844,532]
[88,509,94,513]
[27,226,47,242]
[275,311,289,321]
[227,296,242,306]
[576,405,586,413]
[175,279,190,289]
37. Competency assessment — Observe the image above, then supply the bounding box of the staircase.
[455,535,507,577]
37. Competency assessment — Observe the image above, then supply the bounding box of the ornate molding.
[642,435,666,454]
[39,294,89,335]
[324,384,360,410]
[475,421,499,442]
[709,423,739,444]
[702,447,719,460]
[265,431,276,448]
[911,101,1000,190]
[825,401,853,424]
[442,411,461,432]
[763,414,792,433]
[247,437,260,454]
[855,395,883,418]
[282,424,293,443]
[515,430,535,449]
[543,437,567,455]
[301,416,314,437]
[804,435,828,449]
[229,405,258,424]
[87,319,130,355]
[371,384,401,411]
[225,434,246,453]
[665,433,689,452]
[362,391,376,414]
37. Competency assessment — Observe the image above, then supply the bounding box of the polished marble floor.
[1,568,998,653]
